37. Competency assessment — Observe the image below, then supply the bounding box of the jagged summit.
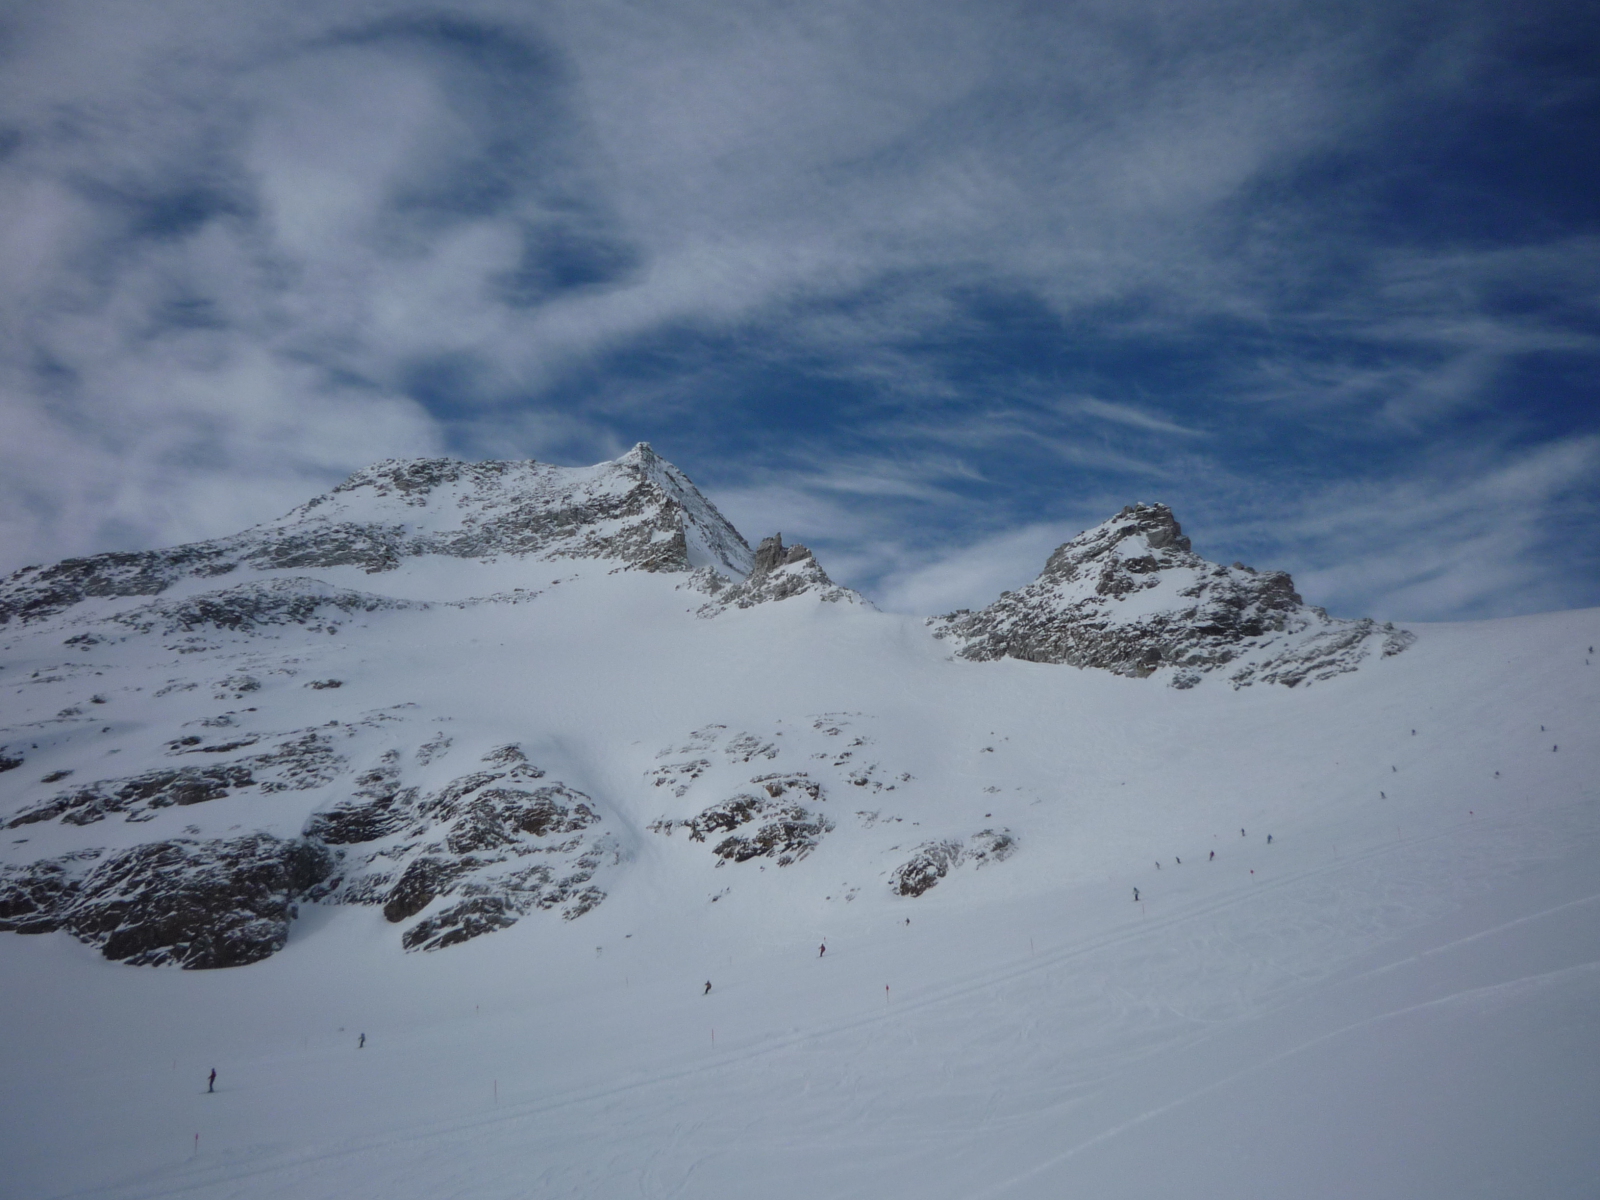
[692,532,862,615]
[0,445,758,626]
[932,502,1413,688]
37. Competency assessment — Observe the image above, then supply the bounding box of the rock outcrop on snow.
[931,503,1414,688]
[0,834,332,968]
[304,743,616,951]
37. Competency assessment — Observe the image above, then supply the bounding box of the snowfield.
[1,448,1596,1199]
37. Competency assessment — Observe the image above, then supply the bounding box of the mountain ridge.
[0,447,1416,971]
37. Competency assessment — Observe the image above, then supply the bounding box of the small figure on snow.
[704,981,712,995]
[359,1033,365,1049]
[207,1069,216,1094]
[818,943,827,958]
[1175,857,1181,864]
[1266,835,1273,844]
[1208,850,1214,861]
[1133,887,1140,902]
[1240,829,1246,837]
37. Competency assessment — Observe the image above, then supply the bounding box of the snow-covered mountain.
[1,446,1595,1200]
[0,445,867,968]
[932,502,1413,688]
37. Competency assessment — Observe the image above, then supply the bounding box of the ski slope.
[2,575,1597,1200]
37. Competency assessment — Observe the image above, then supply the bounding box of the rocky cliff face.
[931,503,1413,688]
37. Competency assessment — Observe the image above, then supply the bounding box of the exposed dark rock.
[8,727,348,828]
[105,579,415,638]
[890,841,965,897]
[750,773,824,802]
[400,895,521,951]
[890,828,1018,896]
[0,853,94,933]
[8,763,258,827]
[303,756,412,845]
[383,856,464,923]
[0,751,25,773]
[0,836,332,968]
[304,757,616,949]
[664,790,833,866]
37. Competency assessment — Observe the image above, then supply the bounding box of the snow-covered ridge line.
[0,443,760,627]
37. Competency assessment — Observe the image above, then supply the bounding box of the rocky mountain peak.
[691,532,862,616]
[933,503,1411,689]
[0,447,756,626]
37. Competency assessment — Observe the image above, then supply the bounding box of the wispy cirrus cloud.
[0,0,1596,620]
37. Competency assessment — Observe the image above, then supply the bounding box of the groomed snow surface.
[2,576,1597,1200]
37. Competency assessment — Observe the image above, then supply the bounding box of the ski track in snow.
[19,790,1599,1200]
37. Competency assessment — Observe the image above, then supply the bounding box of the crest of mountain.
[930,503,1415,688]
[0,443,767,627]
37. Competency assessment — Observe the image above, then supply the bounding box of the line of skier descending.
[1140,828,1274,901]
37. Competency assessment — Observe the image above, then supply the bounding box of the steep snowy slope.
[0,449,1595,1200]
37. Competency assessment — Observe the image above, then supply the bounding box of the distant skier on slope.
[207,1069,216,1094]
[1266,835,1272,844]
[819,943,826,958]
[358,1033,365,1048]
[704,981,712,995]
[1209,850,1214,861]
[1133,887,1140,902]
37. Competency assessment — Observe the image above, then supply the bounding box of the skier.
[1208,850,1214,861]
[1266,835,1272,844]
[704,980,712,995]
[1240,828,1245,837]
[1155,861,1160,869]
[1132,887,1140,902]
[207,1069,216,1094]
[1175,857,1181,864]
[819,943,826,958]
[358,1033,365,1049]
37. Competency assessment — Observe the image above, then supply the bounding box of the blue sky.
[1,0,1597,620]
